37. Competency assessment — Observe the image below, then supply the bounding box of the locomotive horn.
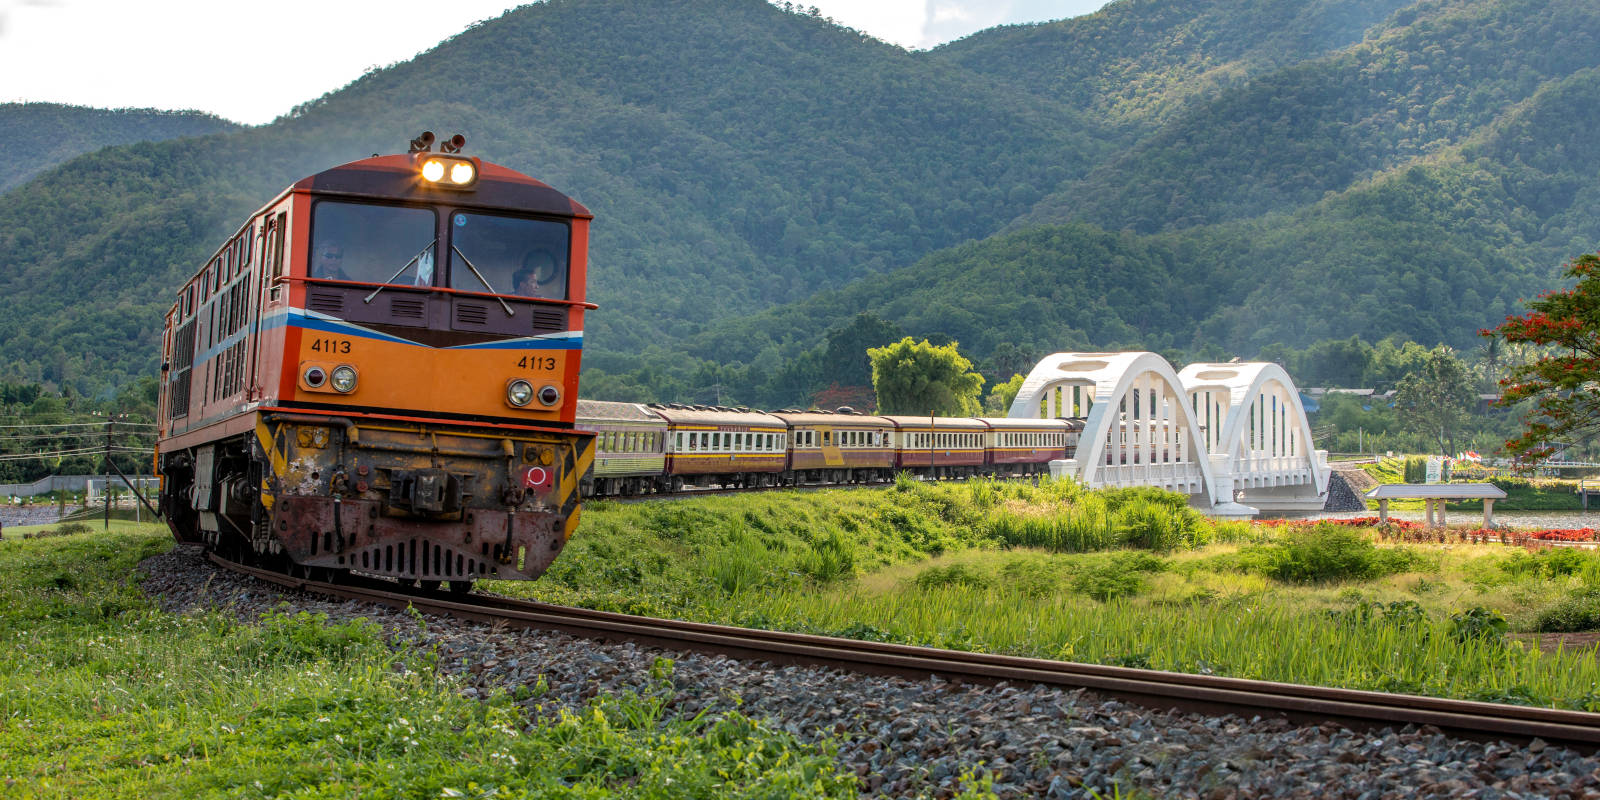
[408,130,435,153]
[441,133,466,154]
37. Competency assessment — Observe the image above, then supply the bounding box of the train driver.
[312,242,350,281]
[513,249,561,298]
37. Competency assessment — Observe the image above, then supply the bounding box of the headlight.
[331,365,358,393]
[507,379,534,407]
[538,384,561,407]
[416,154,478,189]
[304,366,327,388]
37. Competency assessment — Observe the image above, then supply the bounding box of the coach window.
[447,212,569,300]
[311,201,437,285]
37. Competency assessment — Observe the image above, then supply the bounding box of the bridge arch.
[1178,362,1330,511]
[1008,352,1221,505]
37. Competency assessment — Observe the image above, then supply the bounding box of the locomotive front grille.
[528,308,566,333]
[390,298,425,319]
[308,290,345,314]
[454,303,490,327]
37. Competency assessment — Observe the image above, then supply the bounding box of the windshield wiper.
[362,239,437,304]
[451,245,514,317]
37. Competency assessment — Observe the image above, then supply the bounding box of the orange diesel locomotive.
[156,132,595,590]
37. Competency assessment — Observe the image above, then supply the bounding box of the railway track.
[211,553,1600,753]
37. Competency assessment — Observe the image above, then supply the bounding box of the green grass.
[495,482,1600,711]
[0,525,876,798]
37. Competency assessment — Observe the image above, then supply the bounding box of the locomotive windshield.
[447,212,570,300]
[310,201,438,285]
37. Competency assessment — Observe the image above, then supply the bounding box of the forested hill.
[0,104,238,194]
[1012,0,1600,234]
[1,0,1596,405]
[931,0,1413,135]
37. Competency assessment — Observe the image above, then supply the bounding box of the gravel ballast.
[140,546,1600,799]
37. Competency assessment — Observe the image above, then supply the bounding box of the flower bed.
[1252,517,1600,548]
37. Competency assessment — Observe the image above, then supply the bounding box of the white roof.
[1364,483,1507,500]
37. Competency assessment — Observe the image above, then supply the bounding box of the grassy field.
[0,522,867,799]
[498,479,1600,710]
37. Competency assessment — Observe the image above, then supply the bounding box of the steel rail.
[209,553,1600,751]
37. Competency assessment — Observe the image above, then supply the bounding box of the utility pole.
[103,419,112,530]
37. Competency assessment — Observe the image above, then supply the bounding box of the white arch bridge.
[1007,352,1330,516]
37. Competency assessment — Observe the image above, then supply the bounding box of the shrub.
[1535,587,1600,633]
[1112,498,1186,552]
[1403,456,1428,484]
[1069,552,1167,601]
[1499,548,1600,581]
[1236,525,1419,583]
[997,557,1062,597]
[799,529,855,583]
[913,562,992,591]
[1450,607,1510,643]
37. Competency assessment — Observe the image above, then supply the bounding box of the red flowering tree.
[1487,252,1600,464]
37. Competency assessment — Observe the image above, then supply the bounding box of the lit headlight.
[421,159,446,182]
[507,379,534,407]
[450,162,476,185]
[331,365,358,393]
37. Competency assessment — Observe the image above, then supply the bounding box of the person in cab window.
[514,250,559,298]
[313,243,349,281]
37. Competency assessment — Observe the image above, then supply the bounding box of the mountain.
[691,59,1600,397]
[0,103,239,194]
[1,0,1596,407]
[1014,0,1600,233]
[932,0,1413,136]
[0,0,1104,393]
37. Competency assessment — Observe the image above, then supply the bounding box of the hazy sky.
[0,0,1106,125]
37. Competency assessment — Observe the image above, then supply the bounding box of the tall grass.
[706,581,1600,709]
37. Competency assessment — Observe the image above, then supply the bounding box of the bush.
[1403,457,1428,484]
[1069,552,1167,601]
[1450,607,1510,643]
[1498,548,1600,582]
[1112,498,1187,552]
[1236,525,1420,583]
[1535,587,1600,633]
[913,562,992,591]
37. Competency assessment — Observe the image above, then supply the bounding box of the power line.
[0,420,156,430]
[0,431,155,443]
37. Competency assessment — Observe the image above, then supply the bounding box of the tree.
[820,312,903,389]
[1392,346,1475,456]
[867,337,984,416]
[1488,252,1600,463]
[984,373,1027,414]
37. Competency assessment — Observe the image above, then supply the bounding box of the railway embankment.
[142,542,1600,799]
